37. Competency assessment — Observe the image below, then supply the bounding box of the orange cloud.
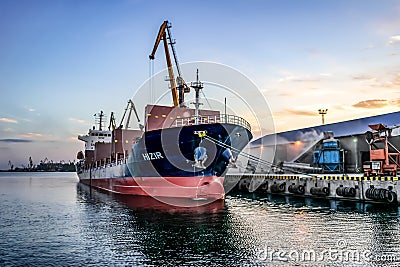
[0,118,18,123]
[352,99,389,108]
[392,99,400,106]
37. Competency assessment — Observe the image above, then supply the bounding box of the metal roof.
[251,111,400,146]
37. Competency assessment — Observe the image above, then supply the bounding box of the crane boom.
[119,100,141,130]
[149,21,178,106]
[149,21,167,60]
[131,100,141,123]
[165,24,182,78]
[149,20,189,107]
[108,112,116,130]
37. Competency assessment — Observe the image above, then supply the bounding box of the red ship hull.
[80,175,225,200]
[77,107,253,202]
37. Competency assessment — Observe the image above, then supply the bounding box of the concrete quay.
[225,173,399,204]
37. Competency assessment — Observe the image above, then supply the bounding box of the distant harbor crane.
[28,156,33,170]
[8,160,13,171]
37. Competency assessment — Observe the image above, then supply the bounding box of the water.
[1,173,400,266]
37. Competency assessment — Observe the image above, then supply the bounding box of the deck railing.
[172,114,251,131]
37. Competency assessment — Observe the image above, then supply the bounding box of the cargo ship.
[75,21,253,200]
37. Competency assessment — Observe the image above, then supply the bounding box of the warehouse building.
[249,111,400,173]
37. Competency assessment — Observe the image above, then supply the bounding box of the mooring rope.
[203,135,316,177]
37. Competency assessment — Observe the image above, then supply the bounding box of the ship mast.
[190,69,203,125]
[95,111,105,130]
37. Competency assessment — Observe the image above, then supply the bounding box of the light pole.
[318,109,328,125]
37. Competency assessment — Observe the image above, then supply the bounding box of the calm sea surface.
[1,172,400,266]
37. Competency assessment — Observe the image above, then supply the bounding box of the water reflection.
[76,183,400,266]
[3,174,400,266]
[76,183,254,266]
[229,192,400,266]
[231,191,400,214]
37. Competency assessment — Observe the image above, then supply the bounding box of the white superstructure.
[78,129,112,150]
[78,110,112,151]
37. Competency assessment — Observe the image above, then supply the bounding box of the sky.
[0,0,399,169]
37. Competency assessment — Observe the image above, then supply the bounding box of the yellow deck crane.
[149,20,190,107]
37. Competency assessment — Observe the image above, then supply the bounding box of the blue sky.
[0,0,399,169]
